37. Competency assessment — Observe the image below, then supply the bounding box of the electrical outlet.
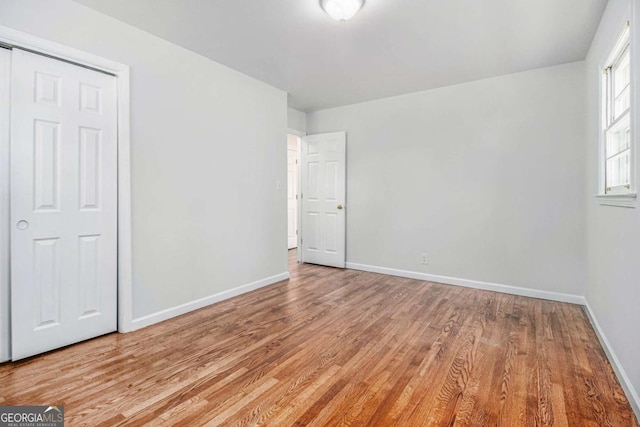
[421,253,429,265]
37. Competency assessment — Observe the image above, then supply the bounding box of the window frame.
[598,22,637,207]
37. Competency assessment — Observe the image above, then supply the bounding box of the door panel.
[79,127,102,209]
[10,49,117,360]
[301,132,346,268]
[33,120,60,211]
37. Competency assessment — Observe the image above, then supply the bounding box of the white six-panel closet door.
[10,48,118,360]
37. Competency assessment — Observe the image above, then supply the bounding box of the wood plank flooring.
[1,250,637,426]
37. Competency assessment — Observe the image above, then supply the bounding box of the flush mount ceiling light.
[321,0,364,21]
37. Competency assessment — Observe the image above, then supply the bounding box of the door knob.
[16,220,29,230]
[337,204,343,210]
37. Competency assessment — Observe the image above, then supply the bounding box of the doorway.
[6,48,118,360]
[0,25,132,362]
[287,134,300,250]
[298,132,347,268]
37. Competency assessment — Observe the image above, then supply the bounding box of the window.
[601,24,633,198]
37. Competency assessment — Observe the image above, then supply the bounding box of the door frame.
[0,25,134,361]
[0,47,10,362]
[287,128,304,263]
[286,134,299,250]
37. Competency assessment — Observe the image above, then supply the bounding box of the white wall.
[307,62,587,297]
[287,107,307,135]
[585,0,640,413]
[0,0,288,330]
[1,5,636,416]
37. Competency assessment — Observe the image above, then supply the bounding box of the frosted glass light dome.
[321,0,364,21]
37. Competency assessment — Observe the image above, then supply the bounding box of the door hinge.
[301,193,303,199]
[296,194,298,200]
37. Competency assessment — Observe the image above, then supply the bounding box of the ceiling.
[73,0,608,112]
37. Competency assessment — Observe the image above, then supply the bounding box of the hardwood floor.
[1,249,637,426]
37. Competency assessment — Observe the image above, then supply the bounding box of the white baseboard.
[129,272,290,331]
[583,301,640,419]
[345,262,585,305]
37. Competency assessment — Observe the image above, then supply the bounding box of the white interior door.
[300,132,346,268]
[10,49,118,360]
[287,135,298,249]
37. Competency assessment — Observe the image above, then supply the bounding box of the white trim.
[604,23,631,67]
[0,25,134,333]
[287,127,306,137]
[116,67,133,332]
[129,272,290,331]
[0,26,125,74]
[583,301,640,419]
[345,262,586,305]
[598,18,635,198]
[296,134,303,263]
[595,192,637,207]
[0,47,11,363]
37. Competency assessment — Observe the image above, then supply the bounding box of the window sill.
[595,192,637,208]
